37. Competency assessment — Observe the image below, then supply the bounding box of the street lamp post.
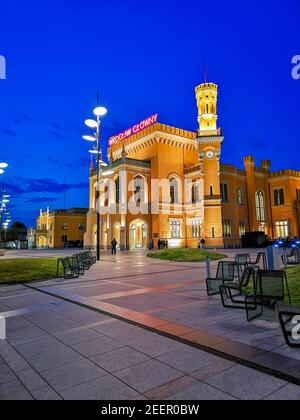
[83,106,113,262]
[0,191,10,242]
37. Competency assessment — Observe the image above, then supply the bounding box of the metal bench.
[57,257,81,280]
[248,252,267,270]
[206,261,241,296]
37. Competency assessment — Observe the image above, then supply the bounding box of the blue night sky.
[0,0,299,226]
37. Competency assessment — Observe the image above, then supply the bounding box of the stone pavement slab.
[205,365,287,400]
[1,250,300,400]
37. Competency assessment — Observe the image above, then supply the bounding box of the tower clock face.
[205,150,215,160]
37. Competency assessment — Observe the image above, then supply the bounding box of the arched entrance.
[37,236,47,249]
[113,222,121,249]
[129,220,148,250]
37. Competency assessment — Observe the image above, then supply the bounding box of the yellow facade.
[35,208,88,249]
[84,81,300,250]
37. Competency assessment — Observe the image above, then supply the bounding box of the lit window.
[255,190,266,222]
[170,221,181,239]
[192,221,201,238]
[79,224,85,231]
[275,221,289,238]
[237,188,243,206]
[222,219,232,237]
[239,221,246,237]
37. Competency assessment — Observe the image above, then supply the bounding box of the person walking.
[111,238,118,255]
[158,239,161,250]
[149,239,154,251]
[201,238,206,250]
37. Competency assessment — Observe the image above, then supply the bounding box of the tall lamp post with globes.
[83,106,114,261]
[0,162,11,242]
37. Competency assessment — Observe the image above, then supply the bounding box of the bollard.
[267,246,281,270]
[282,249,287,268]
[206,257,211,279]
[0,316,6,340]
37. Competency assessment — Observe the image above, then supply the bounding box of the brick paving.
[0,249,300,400]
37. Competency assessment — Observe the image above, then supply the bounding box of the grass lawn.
[147,248,227,263]
[285,265,300,307]
[0,258,59,285]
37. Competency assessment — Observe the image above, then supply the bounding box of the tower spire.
[90,155,94,174]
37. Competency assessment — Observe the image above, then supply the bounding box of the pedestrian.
[111,238,118,255]
[201,238,206,250]
[165,239,169,249]
[158,239,161,250]
[149,239,154,251]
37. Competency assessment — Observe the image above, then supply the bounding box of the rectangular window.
[274,189,285,206]
[275,221,289,238]
[212,227,215,238]
[220,184,229,202]
[297,189,300,200]
[237,188,243,206]
[192,221,201,238]
[239,221,246,237]
[62,222,68,230]
[222,219,232,237]
[170,221,181,239]
[78,224,85,231]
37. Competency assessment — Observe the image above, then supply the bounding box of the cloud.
[47,130,64,138]
[8,114,44,125]
[26,197,59,204]
[3,178,89,195]
[0,127,17,136]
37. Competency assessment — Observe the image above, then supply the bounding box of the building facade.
[84,80,300,250]
[30,208,88,249]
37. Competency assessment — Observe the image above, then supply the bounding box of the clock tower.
[195,81,224,247]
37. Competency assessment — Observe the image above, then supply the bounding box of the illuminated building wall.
[84,81,300,250]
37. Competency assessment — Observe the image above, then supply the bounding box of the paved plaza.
[0,250,300,400]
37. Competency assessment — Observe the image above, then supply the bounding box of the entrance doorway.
[129,220,148,250]
[113,222,121,249]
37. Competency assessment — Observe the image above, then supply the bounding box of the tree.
[3,222,27,242]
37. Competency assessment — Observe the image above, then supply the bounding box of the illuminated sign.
[109,114,158,146]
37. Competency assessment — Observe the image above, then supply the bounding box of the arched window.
[255,190,266,222]
[115,177,120,204]
[170,178,179,204]
[133,176,146,204]
[192,183,200,204]
[104,186,109,207]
